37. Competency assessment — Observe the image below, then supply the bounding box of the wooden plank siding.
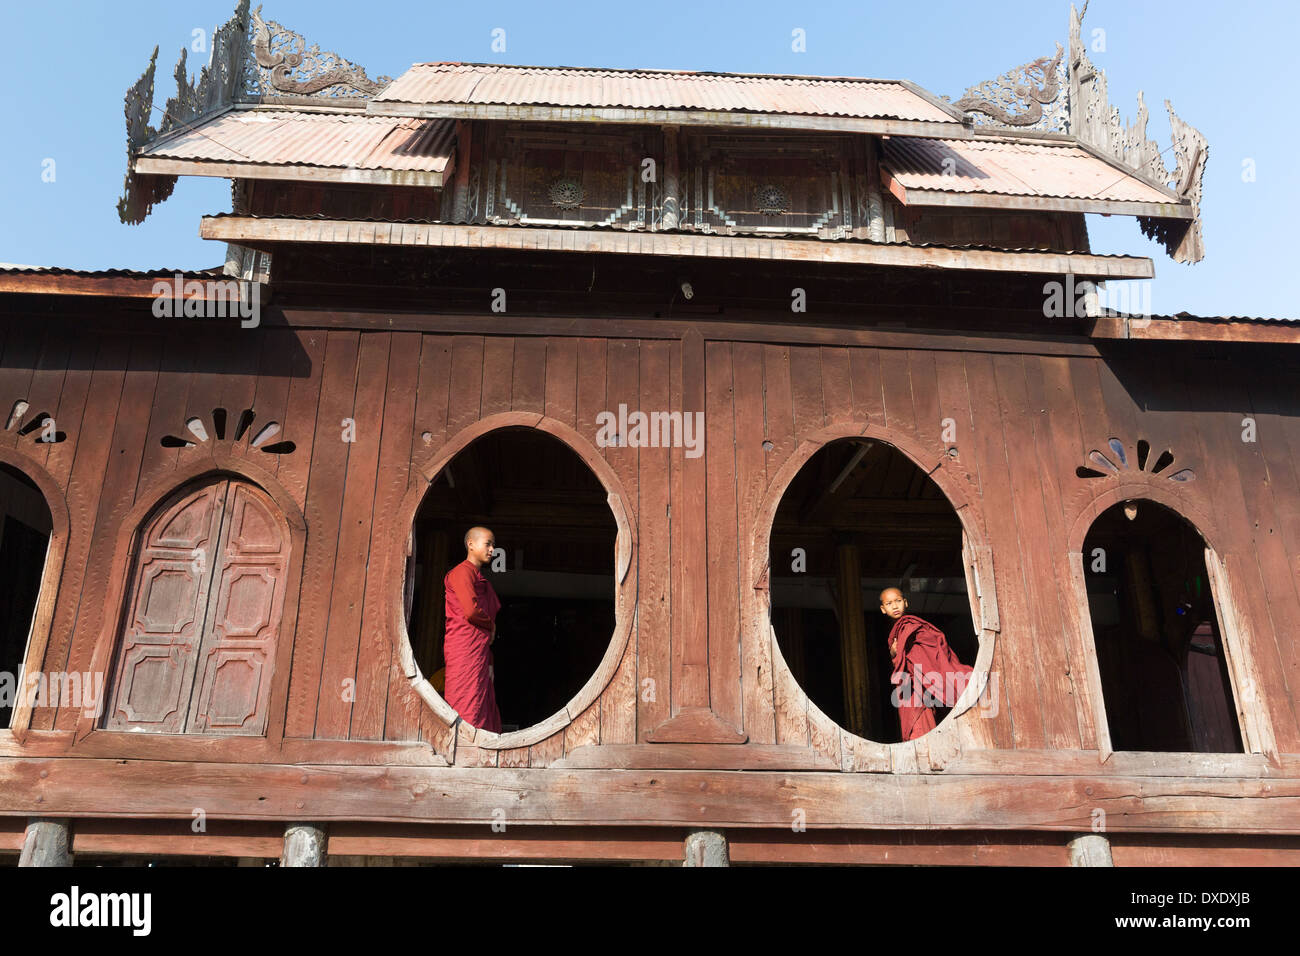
[2,308,1299,845]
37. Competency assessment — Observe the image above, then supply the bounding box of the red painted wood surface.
[0,311,1295,822]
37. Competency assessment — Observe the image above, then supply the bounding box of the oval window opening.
[0,463,54,729]
[769,438,978,744]
[1083,498,1243,753]
[406,427,617,733]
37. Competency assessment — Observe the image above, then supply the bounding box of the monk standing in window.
[443,527,503,733]
[880,587,973,741]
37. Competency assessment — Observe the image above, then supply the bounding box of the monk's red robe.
[443,559,502,733]
[888,614,973,741]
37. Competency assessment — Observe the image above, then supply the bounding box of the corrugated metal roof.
[373,63,960,123]
[140,110,455,172]
[882,137,1177,204]
[0,265,225,277]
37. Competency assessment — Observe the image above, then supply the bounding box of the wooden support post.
[281,822,327,867]
[19,818,71,867]
[660,126,680,230]
[835,541,871,739]
[683,829,729,867]
[1067,833,1114,867]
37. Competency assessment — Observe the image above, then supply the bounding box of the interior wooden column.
[778,606,806,689]
[835,540,871,739]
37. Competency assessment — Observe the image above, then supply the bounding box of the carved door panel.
[188,481,287,735]
[107,478,288,735]
[106,483,226,732]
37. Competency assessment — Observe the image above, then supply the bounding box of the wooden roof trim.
[134,156,450,188]
[882,170,1194,219]
[198,215,1155,278]
[366,101,974,138]
[1088,315,1300,344]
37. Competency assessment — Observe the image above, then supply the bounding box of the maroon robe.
[443,559,503,733]
[888,614,973,741]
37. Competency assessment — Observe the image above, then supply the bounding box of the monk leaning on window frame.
[879,587,974,741]
[443,526,503,733]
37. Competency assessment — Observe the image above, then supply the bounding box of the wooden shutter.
[106,478,288,735]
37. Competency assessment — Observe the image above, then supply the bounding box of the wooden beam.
[888,183,1195,219]
[5,758,1298,832]
[134,156,448,189]
[200,216,1157,279]
[367,101,971,139]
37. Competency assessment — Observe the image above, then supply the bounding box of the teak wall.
[2,307,1298,799]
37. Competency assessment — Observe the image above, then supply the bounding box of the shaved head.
[464,526,494,549]
[879,587,904,604]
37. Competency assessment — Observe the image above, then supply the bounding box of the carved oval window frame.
[751,423,999,768]
[391,412,637,753]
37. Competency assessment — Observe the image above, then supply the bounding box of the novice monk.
[880,587,973,741]
[443,527,503,732]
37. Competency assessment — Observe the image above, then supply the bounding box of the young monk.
[880,587,973,741]
[443,526,503,733]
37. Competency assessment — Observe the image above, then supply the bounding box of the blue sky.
[1,0,1294,317]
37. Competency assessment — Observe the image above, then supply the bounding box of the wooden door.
[106,478,288,735]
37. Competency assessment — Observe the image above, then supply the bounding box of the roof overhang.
[198,215,1154,279]
[366,101,973,139]
[880,169,1195,219]
[133,156,450,188]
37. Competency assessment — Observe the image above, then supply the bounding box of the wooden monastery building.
[1,2,1297,866]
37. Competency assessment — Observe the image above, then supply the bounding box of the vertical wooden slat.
[543,337,577,429]
[510,337,547,415]
[704,341,741,730]
[732,342,775,744]
[990,353,1079,750]
[480,337,514,418]
[600,339,638,745]
[637,341,671,739]
[788,346,824,439]
[283,331,360,738]
[54,337,161,731]
[963,352,1041,749]
[354,333,421,740]
[316,334,391,739]
[675,329,709,714]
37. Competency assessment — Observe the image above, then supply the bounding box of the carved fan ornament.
[161,407,295,456]
[1076,437,1194,483]
[5,400,67,444]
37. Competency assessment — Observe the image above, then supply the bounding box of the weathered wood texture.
[2,308,1299,840]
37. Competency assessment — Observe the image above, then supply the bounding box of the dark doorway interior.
[407,428,617,732]
[0,464,53,728]
[1084,498,1242,753]
[768,439,977,743]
